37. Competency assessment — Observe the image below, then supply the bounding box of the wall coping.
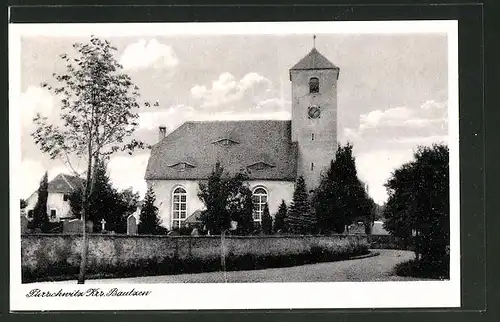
[21,233,373,239]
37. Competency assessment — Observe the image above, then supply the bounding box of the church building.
[144,46,340,230]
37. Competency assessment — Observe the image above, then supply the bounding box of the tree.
[20,199,27,210]
[114,187,140,233]
[68,160,125,232]
[384,144,449,269]
[29,172,49,232]
[228,183,254,236]
[313,143,373,234]
[198,162,253,235]
[138,186,162,234]
[273,200,287,233]
[31,36,152,283]
[261,203,273,235]
[68,185,84,219]
[285,176,316,234]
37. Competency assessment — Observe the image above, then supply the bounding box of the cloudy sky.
[18,31,448,204]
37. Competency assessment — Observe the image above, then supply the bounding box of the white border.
[9,20,460,311]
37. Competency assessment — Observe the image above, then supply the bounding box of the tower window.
[309,77,319,93]
[311,162,315,171]
[312,133,315,141]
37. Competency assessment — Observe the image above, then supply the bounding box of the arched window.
[172,187,187,229]
[309,77,319,93]
[252,187,268,222]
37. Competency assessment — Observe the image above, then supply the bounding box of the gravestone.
[127,215,138,235]
[63,219,93,234]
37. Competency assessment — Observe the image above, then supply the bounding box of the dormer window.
[309,77,319,93]
[212,138,239,147]
[168,162,195,172]
[247,161,275,171]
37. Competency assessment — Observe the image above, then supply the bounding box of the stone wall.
[21,234,368,282]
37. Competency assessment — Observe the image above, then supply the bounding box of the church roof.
[145,120,297,181]
[290,48,339,71]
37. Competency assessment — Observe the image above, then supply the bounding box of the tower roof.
[290,47,339,71]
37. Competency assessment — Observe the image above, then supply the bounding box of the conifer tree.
[89,160,121,232]
[285,176,316,234]
[30,172,50,232]
[261,203,273,235]
[138,186,162,234]
[69,161,122,232]
[313,143,372,234]
[273,200,288,233]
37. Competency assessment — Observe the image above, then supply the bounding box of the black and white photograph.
[9,21,460,310]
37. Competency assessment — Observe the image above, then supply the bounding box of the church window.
[309,77,319,93]
[63,194,69,201]
[311,162,315,171]
[172,187,188,229]
[252,187,268,223]
[50,209,57,220]
[312,133,315,141]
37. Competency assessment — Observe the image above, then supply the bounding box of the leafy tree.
[313,143,372,234]
[285,176,316,234]
[384,144,449,271]
[273,200,288,233]
[29,172,49,232]
[198,162,253,235]
[261,203,273,235]
[228,182,254,236]
[31,36,153,283]
[138,186,162,234]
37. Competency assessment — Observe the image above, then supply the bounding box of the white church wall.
[248,180,294,215]
[148,179,295,230]
[147,180,205,230]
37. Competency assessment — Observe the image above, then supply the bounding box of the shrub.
[394,256,449,280]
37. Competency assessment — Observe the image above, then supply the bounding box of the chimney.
[158,126,167,142]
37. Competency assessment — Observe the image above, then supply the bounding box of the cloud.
[120,39,179,70]
[359,107,413,130]
[345,100,448,150]
[138,104,196,131]
[343,100,449,204]
[20,159,73,198]
[20,86,57,130]
[355,149,417,204]
[108,153,150,198]
[139,102,290,129]
[255,97,291,111]
[190,72,272,109]
[392,135,448,145]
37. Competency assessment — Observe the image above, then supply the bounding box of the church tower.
[289,41,340,190]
